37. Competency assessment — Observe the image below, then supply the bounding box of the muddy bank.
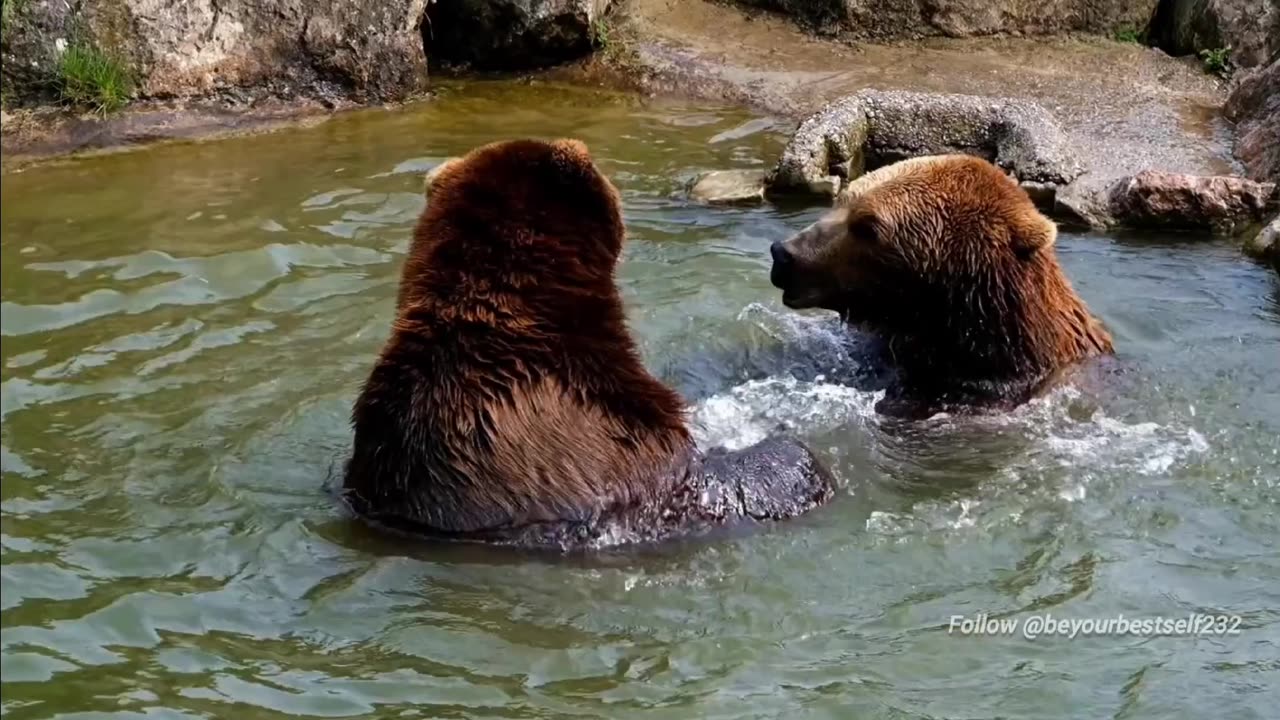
[0,98,349,169]
[584,4,1280,222]
[568,1,1275,260]
[0,0,626,163]
[0,0,1265,197]
[593,0,1235,185]
[732,0,1161,41]
[729,1,1277,72]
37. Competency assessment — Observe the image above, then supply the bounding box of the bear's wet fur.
[770,154,1114,417]
[342,138,834,549]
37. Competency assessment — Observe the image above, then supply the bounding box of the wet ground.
[4,0,1239,195]
[2,83,1278,719]
[607,0,1238,192]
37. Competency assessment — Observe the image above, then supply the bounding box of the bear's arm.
[479,378,694,523]
[342,358,521,534]
[346,364,694,537]
[694,435,836,523]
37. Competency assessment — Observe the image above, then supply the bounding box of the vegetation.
[1199,46,1233,79]
[2,0,26,109]
[591,19,612,51]
[56,42,134,114]
[590,16,638,69]
[1113,27,1144,44]
[1,0,29,35]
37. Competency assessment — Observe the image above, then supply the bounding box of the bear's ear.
[550,138,592,164]
[1010,214,1057,258]
[423,157,464,196]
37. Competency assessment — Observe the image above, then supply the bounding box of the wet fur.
[772,155,1114,417]
[343,139,834,548]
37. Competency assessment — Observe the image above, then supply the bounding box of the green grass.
[1199,46,1233,79]
[2,0,29,34]
[56,42,133,114]
[1113,27,1143,44]
[590,16,639,69]
[591,19,612,50]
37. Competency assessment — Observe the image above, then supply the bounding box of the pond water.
[2,82,1278,720]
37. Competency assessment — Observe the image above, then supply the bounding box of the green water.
[2,82,1278,719]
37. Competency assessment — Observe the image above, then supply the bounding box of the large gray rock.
[1149,0,1280,69]
[767,90,1082,198]
[1225,57,1279,183]
[1,0,431,104]
[428,0,613,70]
[734,1,1159,39]
[1106,170,1277,234]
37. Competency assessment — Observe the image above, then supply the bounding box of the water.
[2,82,1278,719]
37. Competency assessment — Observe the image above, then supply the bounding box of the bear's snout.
[769,241,794,289]
[770,239,821,309]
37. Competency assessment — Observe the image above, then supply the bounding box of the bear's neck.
[888,258,1112,405]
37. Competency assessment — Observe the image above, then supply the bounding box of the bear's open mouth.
[779,289,820,310]
[772,267,813,310]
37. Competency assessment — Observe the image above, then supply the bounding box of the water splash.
[685,305,1213,534]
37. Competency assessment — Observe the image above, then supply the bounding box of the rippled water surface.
[3,83,1278,719]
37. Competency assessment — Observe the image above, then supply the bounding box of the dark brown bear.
[342,138,834,549]
[769,155,1114,417]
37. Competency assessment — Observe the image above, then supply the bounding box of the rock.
[766,94,867,197]
[1149,0,1280,70]
[1106,170,1278,234]
[1,1,432,104]
[1243,216,1280,270]
[0,0,75,103]
[1225,58,1279,183]
[1019,181,1058,213]
[427,0,614,71]
[688,169,767,205]
[767,90,1082,198]
[733,1,1159,40]
[1053,184,1111,229]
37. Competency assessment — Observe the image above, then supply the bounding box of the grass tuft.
[2,0,29,35]
[1199,46,1233,79]
[591,19,611,50]
[57,42,133,115]
[590,16,639,70]
[1113,27,1143,44]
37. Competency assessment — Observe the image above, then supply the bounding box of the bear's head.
[769,155,1112,405]
[398,138,627,314]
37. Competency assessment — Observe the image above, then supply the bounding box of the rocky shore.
[605,0,1277,262]
[1,0,1276,264]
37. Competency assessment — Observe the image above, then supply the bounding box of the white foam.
[690,376,881,451]
[1040,410,1208,477]
[685,304,1213,537]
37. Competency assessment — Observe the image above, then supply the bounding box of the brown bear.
[341,138,835,549]
[769,154,1114,417]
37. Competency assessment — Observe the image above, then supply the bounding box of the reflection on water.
[2,82,1278,720]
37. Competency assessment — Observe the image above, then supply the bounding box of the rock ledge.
[766,90,1083,199]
